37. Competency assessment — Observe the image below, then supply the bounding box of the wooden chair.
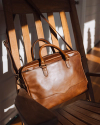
[2,0,100,124]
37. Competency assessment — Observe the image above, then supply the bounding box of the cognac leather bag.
[19,43,88,109]
[4,36,88,109]
[17,0,87,109]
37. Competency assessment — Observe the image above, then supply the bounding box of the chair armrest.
[86,72,100,77]
[15,88,58,125]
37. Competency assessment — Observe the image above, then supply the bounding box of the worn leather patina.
[20,44,88,109]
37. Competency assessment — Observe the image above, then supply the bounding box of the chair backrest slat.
[12,1,33,14]
[60,11,72,49]
[19,14,32,63]
[11,0,70,14]
[3,0,21,70]
[34,14,47,56]
[8,17,21,70]
[47,13,59,48]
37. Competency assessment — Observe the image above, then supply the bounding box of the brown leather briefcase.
[19,43,88,109]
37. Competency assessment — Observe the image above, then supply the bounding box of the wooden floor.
[8,42,100,125]
[86,42,100,103]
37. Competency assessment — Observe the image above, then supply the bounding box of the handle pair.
[39,44,70,77]
[32,38,55,60]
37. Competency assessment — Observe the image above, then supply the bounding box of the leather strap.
[32,38,55,60]
[3,40,18,74]
[25,0,73,50]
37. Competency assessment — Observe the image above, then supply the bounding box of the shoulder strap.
[3,38,24,74]
[3,39,18,74]
[25,0,73,50]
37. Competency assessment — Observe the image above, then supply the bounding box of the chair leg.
[85,91,90,101]
[87,76,95,102]
[22,122,25,125]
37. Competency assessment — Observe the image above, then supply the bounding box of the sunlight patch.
[4,104,15,113]
[2,41,8,74]
[19,39,24,66]
[83,20,95,54]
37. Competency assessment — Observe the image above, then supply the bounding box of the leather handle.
[31,38,55,60]
[39,44,70,77]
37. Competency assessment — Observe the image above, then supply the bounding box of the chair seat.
[54,100,100,125]
[15,89,100,125]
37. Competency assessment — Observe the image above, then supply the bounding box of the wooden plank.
[3,0,21,70]
[12,3,33,14]
[67,103,100,121]
[87,72,100,77]
[74,101,100,114]
[54,110,73,125]
[57,122,62,125]
[11,0,70,14]
[60,11,72,49]
[47,12,59,48]
[78,100,100,108]
[86,42,100,103]
[57,109,86,125]
[63,106,100,125]
[69,0,95,102]
[34,14,47,56]
[19,14,32,63]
